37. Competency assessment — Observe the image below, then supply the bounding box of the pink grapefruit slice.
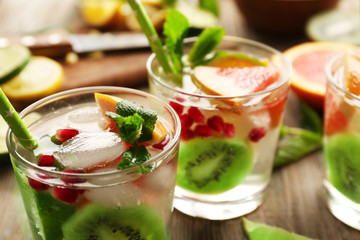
[284,42,355,110]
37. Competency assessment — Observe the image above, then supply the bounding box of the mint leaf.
[274,126,322,168]
[116,100,157,142]
[187,26,225,66]
[118,145,151,170]
[199,0,219,17]
[299,101,323,134]
[163,9,190,73]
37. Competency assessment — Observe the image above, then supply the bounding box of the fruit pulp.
[9,91,178,240]
[323,65,360,230]
[148,48,290,219]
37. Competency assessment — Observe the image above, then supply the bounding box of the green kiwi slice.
[62,204,168,240]
[177,138,252,194]
[241,218,315,240]
[324,133,360,204]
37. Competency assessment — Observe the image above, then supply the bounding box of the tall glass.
[7,86,181,240]
[323,52,360,230]
[147,36,291,220]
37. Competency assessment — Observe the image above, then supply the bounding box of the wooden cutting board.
[10,50,152,110]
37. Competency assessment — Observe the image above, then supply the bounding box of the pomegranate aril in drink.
[223,123,235,138]
[53,187,79,204]
[180,113,194,129]
[207,115,225,133]
[249,127,267,142]
[188,107,205,123]
[194,124,213,137]
[61,169,86,184]
[169,101,184,115]
[27,177,50,191]
[55,129,79,142]
[38,154,55,167]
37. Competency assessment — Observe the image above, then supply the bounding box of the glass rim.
[147,35,292,99]
[6,86,181,179]
[326,53,360,101]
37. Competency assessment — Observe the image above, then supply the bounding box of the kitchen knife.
[0,30,150,57]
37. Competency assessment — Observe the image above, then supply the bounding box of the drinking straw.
[127,0,178,77]
[0,88,38,151]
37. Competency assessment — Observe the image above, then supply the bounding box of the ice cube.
[53,132,126,170]
[66,106,106,131]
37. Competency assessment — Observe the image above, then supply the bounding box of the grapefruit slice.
[283,42,355,110]
[94,93,168,144]
[193,66,279,96]
[344,48,360,96]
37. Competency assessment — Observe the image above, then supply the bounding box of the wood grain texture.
[1,0,360,239]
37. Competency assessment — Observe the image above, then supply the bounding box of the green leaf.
[274,127,322,168]
[116,100,157,142]
[199,0,219,17]
[299,101,323,134]
[118,145,151,170]
[163,9,190,73]
[187,26,225,66]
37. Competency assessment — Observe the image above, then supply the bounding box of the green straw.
[127,0,178,76]
[0,88,38,151]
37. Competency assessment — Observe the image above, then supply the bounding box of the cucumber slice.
[241,218,316,240]
[0,45,31,83]
[306,10,360,45]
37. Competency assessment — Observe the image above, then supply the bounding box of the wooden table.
[1,0,359,239]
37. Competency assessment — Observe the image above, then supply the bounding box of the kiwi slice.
[306,10,360,45]
[177,138,252,194]
[62,204,167,240]
[324,133,360,203]
[241,218,315,240]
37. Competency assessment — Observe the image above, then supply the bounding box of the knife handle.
[0,30,73,57]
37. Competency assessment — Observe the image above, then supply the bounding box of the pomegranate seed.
[188,107,205,123]
[53,187,79,204]
[207,115,225,133]
[152,134,170,150]
[181,128,194,141]
[27,177,50,191]
[61,170,86,184]
[38,154,55,167]
[55,129,79,142]
[194,125,213,137]
[180,113,194,129]
[223,123,235,138]
[169,101,184,115]
[249,127,267,142]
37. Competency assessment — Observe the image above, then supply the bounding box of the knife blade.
[0,30,150,57]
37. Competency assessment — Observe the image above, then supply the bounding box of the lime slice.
[0,117,10,163]
[0,45,31,84]
[1,56,64,100]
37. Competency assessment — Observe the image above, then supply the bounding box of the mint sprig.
[106,100,157,171]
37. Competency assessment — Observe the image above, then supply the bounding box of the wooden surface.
[1,0,360,239]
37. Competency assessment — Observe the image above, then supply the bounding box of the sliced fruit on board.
[241,218,316,240]
[176,138,252,194]
[193,66,279,96]
[0,44,31,84]
[1,56,64,100]
[344,48,360,96]
[80,0,120,27]
[94,93,168,144]
[283,42,355,110]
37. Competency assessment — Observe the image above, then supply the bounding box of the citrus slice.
[193,66,279,96]
[1,56,64,100]
[284,42,355,110]
[94,93,168,143]
[0,45,31,84]
[80,0,119,27]
[344,48,360,96]
[206,52,267,68]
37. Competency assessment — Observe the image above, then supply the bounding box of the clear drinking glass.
[147,36,291,220]
[7,86,181,240]
[323,52,360,230]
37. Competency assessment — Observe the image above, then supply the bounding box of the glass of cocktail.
[323,49,360,230]
[7,86,181,240]
[147,36,291,220]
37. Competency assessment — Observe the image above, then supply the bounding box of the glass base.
[324,180,360,230]
[174,187,265,220]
